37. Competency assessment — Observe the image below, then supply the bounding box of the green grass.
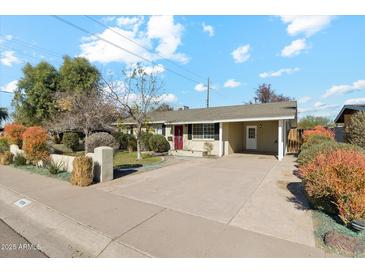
[312,210,365,256]
[11,164,71,182]
[113,151,162,168]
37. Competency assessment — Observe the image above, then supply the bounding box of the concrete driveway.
[97,154,276,224]
[96,154,316,247]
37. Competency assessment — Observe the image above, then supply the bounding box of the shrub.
[303,125,334,143]
[62,132,79,151]
[0,151,13,165]
[113,131,128,150]
[0,137,9,153]
[22,126,49,164]
[46,158,65,174]
[149,134,170,153]
[71,156,93,187]
[3,123,26,147]
[85,132,119,153]
[141,132,153,151]
[127,134,137,152]
[13,153,27,166]
[347,111,365,149]
[204,142,213,155]
[300,134,334,152]
[298,141,364,167]
[299,149,365,224]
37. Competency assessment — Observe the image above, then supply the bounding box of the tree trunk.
[136,137,142,160]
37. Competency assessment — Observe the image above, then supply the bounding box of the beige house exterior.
[119,101,297,160]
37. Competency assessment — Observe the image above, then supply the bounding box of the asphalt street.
[0,219,47,258]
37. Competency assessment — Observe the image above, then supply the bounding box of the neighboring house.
[334,104,365,142]
[118,101,297,160]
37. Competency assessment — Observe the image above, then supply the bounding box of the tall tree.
[153,103,173,112]
[48,91,118,149]
[298,115,334,129]
[0,108,8,123]
[13,61,59,126]
[253,83,292,104]
[59,56,100,94]
[104,64,163,160]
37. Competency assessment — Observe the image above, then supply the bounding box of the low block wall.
[9,144,113,182]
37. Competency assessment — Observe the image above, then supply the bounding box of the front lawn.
[113,151,162,168]
[51,143,85,156]
[11,164,71,182]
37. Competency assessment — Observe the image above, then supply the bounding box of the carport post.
[219,122,223,157]
[278,119,284,161]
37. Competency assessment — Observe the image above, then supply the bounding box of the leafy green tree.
[347,111,365,149]
[13,61,59,126]
[298,115,334,129]
[0,108,8,122]
[59,56,100,94]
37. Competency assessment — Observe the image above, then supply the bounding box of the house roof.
[121,101,297,125]
[334,104,365,123]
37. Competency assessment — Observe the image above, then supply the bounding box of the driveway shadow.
[113,168,138,179]
[286,182,311,211]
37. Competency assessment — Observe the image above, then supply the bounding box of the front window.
[192,123,215,139]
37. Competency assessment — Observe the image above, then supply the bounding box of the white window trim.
[192,123,215,140]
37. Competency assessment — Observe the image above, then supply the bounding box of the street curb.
[0,185,115,257]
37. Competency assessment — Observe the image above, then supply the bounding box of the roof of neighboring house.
[334,104,365,123]
[121,101,297,125]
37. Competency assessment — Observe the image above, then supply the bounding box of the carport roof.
[121,101,297,124]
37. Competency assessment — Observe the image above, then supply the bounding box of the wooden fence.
[287,128,303,154]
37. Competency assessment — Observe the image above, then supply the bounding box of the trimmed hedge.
[298,141,364,166]
[299,149,365,223]
[149,134,170,153]
[141,132,153,151]
[62,132,79,151]
[71,156,93,187]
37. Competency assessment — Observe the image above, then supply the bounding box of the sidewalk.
[0,165,326,258]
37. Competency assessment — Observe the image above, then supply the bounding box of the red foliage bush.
[22,126,49,164]
[299,149,365,223]
[3,123,26,147]
[303,125,334,143]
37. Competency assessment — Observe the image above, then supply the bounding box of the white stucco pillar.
[278,120,284,161]
[219,122,223,157]
[93,146,114,182]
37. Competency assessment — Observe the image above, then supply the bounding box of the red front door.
[174,125,183,150]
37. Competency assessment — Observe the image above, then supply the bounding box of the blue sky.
[1,15,365,120]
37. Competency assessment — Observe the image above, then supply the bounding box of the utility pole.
[206,77,210,108]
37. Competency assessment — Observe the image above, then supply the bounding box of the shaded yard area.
[51,143,85,157]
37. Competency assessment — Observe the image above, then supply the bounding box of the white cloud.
[298,96,312,104]
[1,80,18,93]
[345,97,365,105]
[147,15,188,63]
[1,50,20,66]
[281,39,307,57]
[158,93,177,104]
[259,67,300,78]
[202,22,214,37]
[80,16,187,65]
[141,64,165,75]
[223,79,241,88]
[323,80,365,98]
[194,83,206,92]
[280,16,334,37]
[231,44,251,63]
[299,101,338,114]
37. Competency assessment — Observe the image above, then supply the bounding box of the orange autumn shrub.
[303,125,334,143]
[299,149,365,223]
[3,123,26,147]
[22,126,49,164]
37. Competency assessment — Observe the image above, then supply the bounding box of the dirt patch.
[324,230,365,256]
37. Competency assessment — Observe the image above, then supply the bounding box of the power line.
[51,15,202,85]
[84,15,206,82]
